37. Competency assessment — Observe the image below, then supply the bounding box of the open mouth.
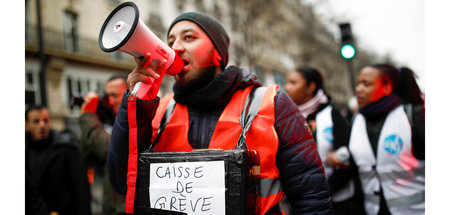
[182,59,190,71]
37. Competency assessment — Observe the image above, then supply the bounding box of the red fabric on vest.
[125,96,138,214]
[151,85,283,214]
[152,100,193,151]
[208,87,252,149]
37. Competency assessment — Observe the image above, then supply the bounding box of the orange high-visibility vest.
[151,85,284,214]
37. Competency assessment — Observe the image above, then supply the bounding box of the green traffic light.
[341,44,356,59]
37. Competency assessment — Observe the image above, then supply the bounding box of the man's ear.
[213,50,222,66]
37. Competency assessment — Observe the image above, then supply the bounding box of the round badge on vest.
[323,126,333,144]
[383,134,403,155]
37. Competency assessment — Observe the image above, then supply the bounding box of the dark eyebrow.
[168,28,197,40]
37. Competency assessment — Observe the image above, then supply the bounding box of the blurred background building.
[25,0,382,136]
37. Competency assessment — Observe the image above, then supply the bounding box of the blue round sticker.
[383,135,403,155]
[323,127,333,144]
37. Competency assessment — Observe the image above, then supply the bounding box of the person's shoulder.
[52,129,79,150]
[272,87,301,120]
[273,87,295,105]
[79,112,97,119]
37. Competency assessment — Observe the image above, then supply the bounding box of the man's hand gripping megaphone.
[128,52,167,100]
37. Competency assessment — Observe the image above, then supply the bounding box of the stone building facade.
[26,0,360,134]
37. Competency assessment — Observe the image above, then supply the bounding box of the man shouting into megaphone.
[107,11,333,215]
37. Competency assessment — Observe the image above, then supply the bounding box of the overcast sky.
[305,0,425,90]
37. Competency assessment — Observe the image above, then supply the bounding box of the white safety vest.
[349,105,425,215]
[315,105,354,203]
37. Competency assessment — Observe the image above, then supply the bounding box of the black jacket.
[108,66,333,214]
[307,103,366,214]
[305,104,354,194]
[25,130,91,215]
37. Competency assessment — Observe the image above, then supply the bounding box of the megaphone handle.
[130,77,154,100]
[130,82,142,96]
[130,70,166,100]
[146,69,166,100]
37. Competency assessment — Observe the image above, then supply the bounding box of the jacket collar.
[173,66,261,111]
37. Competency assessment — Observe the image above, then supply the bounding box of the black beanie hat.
[167,12,230,69]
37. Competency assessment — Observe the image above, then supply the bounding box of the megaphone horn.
[98,1,183,99]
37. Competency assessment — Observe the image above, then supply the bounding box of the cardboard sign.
[149,160,226,215]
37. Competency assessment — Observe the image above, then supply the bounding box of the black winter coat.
[25,130,91,215]
[107,66,333,214]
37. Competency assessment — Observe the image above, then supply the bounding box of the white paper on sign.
[149,160,226,215]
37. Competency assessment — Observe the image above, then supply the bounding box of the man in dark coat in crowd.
[25,105,91,215]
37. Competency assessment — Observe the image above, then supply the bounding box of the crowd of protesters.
[25,9,424,215]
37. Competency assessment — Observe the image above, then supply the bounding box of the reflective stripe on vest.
[151,85,283,215]
[349,105,425,215]
[364,190,425,208]
[359,166,425,182]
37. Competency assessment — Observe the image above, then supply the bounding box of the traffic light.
[341,44,355,59]
[339,23,356,59]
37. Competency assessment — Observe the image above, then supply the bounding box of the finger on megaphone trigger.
[140,53,152,68]
[148,59,167,79]
[145,67,160,79]
[136,72,151,84]
[150,58,161,68]
[151,59,167,77]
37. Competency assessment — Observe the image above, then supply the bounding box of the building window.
[65,75,107,114]
[25,69,41,107]
[63,10,79,52]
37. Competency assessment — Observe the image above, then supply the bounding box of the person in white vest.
[285,66,365,215]
[338,64,425,215]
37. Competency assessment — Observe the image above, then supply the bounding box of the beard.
[175,65,217,92]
